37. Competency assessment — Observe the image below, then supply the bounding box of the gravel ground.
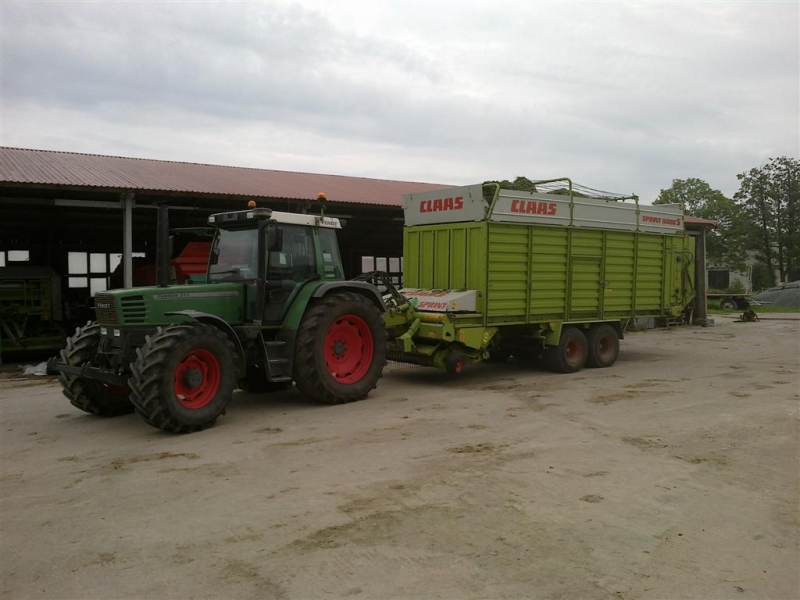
[1,314,798,600]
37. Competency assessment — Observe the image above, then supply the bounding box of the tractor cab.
[206,205,345,325]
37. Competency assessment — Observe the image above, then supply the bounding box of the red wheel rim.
[174,349,221,409]
[565,339,584,364]
[453,359,463,373]
[324,314,374,384]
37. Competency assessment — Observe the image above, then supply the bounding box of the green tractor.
[50,203,388,432]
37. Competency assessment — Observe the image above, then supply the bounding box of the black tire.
[293,292,386,405]
[585,324,620,368]
[720,299,737,310]
[58,321,134,416]
[446,351,466,375]
[129,323,238,433]
[543,327,588,373]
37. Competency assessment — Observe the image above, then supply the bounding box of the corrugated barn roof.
[0,147,452,207]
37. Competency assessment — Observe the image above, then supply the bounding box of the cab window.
[319,228,343,279]
[208,228,258,282]
[262,224,316,323]
[267,225,315,282]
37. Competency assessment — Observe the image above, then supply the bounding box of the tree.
[654,178,747,269]
[734,157,800,284]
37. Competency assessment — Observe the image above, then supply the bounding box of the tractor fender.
[312,282,386,312]
[164,310,246,376]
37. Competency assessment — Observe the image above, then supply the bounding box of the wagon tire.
[129,323,237,433]
[585,324,620,368]
[446,351,466,375]
[543,327,588,373]
[293,292,386,405]
[720,299,737,310]
[58,321,133,416]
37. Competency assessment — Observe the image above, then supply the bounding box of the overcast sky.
[1,1,798,203]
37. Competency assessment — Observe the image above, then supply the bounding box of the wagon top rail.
[403,179,685,235]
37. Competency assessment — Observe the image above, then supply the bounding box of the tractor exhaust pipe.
[156,203,170,287]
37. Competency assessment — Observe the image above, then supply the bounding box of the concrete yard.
[1,314,798,600]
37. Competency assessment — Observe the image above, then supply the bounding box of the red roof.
[0,147,452,207]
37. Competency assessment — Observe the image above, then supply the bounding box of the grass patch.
[708,300,800,313]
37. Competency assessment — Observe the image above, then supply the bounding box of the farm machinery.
[49,180,695,433]
[1,266,65,363]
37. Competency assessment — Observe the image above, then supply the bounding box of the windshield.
[208,227,258,282]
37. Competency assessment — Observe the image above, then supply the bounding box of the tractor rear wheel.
[543,327,588,373]
[585,324,619,368]
[293,292,386,404]
[58,321,133,416]
[129,323,237,433]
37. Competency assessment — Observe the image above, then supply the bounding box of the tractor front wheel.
[129,323,237,433]
[293,292,386,404]
[58,321,133,416]
[543,327,588,373]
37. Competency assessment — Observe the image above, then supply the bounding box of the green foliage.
[654,178,747,269]
[654,177,723,213]
[725,279,745,294]
[487,177,590,197]
[734,157,800,285]
[487,176,540,193]
[751,261,774,291]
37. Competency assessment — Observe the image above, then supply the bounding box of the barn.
[0,147,450,361]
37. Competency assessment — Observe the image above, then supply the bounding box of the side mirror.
[267,226,283,252]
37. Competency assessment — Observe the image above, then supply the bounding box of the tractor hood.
[93,283,245,326]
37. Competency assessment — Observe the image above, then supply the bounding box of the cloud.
[1,1,797,203]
